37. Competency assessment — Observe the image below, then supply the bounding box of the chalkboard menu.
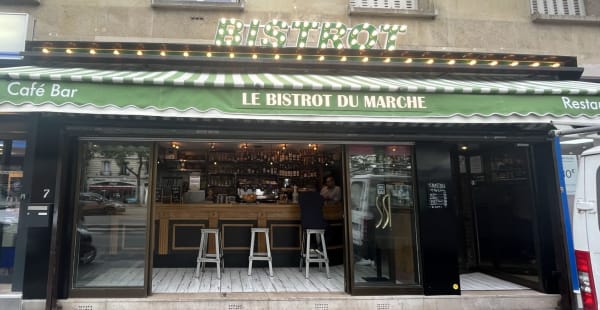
[427,182,448,209]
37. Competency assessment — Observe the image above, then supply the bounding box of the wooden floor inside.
[152,266,344,293]
[151,267,527,293]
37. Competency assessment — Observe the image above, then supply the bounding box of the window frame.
[530,0,600,25]
[530,0,585,16]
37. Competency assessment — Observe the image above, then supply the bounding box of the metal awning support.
[549,125,600,137]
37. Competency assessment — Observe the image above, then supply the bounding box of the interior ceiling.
[159,141,342,153]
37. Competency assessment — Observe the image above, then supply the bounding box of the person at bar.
[320,176,341,203]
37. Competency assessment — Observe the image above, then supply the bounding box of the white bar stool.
[299,228,330,279]
[194,228,224,279]
[248,227,273,277]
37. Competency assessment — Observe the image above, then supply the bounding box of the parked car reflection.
[77,226,97,264]
[79,192,125,215]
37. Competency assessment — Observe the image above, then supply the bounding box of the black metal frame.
[3,113,572,303]
[68,138,154,298]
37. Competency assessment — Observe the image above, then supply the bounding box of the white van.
[572,146,600,310]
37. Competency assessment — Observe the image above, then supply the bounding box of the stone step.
[17,291,561,310]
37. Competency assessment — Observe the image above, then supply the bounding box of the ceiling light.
[489,60,498,66]
[404,58,413,64]
[447,59,456,65]
[137,50,143,56]
[510,61,519,66]
[340,56,347,62]
[65,48,73,54]
[426,59,434,64]
[319,55,325,61]
[296,55,302,60]
[183,51,189,57]
[113,50,120,55]
[469,60,477,66]
[551,62,561,68]
[42,48,50,54]
[362,57,369,62]
[530,62,540,67]
[89,49,96,55]
[206,52,212,57]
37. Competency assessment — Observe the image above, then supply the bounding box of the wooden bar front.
[153,202,344,267]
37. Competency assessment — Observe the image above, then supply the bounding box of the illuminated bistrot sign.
[214,18,408,50]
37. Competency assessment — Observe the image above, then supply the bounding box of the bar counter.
[153,202,344,267]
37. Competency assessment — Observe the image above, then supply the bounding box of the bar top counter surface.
[155,201,343,222]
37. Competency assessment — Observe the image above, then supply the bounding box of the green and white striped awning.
[1,66,600,123]
[2,66,600,94]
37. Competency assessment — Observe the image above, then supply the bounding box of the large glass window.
[0,140,26,290]
[72,142,151,290]
[347,145,420,288]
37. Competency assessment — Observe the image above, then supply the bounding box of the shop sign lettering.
[6,81,79,98]
[241,92,427,110]
[562,96,600,110]
[215,18,407,50]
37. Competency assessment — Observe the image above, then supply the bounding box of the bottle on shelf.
[292,185,299,203]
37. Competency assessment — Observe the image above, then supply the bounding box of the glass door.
[71,141,151,296]
[347,145,420,290]
[0,139,26,291]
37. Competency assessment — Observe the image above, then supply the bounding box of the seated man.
[320,176,341,203]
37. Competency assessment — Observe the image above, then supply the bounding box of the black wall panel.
[415,143,460,295]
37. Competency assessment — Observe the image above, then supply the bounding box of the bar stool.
[248,227,273,277]
[298,191,330,279]
[300,229,330,279]
[194,228,224,279]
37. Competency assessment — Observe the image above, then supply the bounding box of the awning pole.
[549,126,600,137]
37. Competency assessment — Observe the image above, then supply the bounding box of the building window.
[101,160,111,176]
[348,0,436,18]
[350,0,417,10]
[120,162,130,176]
[530,0,585,16]
[151,0,244,9]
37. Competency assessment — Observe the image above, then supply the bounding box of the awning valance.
[1,66,600,123]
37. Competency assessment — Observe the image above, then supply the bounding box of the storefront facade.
[1,1,599,308]
[0,57,598,309]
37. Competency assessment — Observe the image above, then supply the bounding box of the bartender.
[320,176,341,202]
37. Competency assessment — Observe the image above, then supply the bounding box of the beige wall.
[2,0,599,76]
